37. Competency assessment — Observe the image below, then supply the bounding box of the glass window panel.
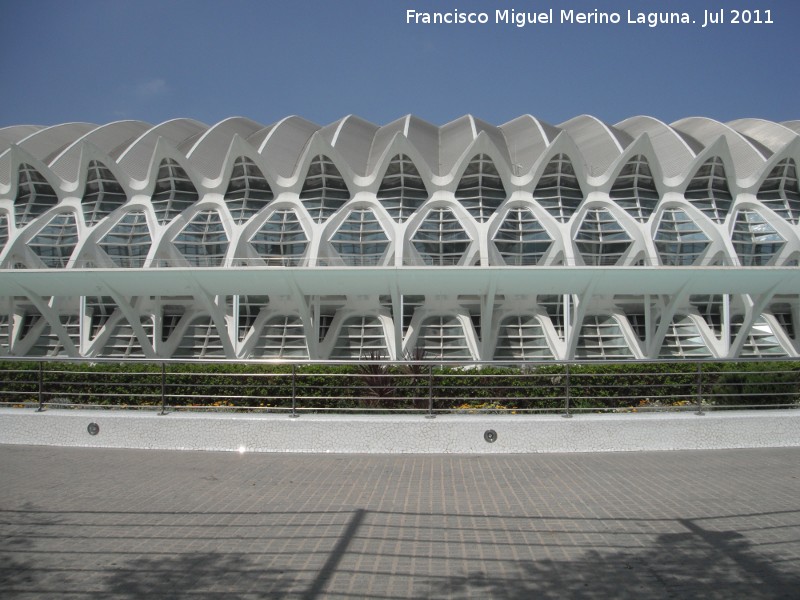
[654,209,710,266]
[575,209,632,265]
[576,315,634,359]
[249,210,308,265]
[732,209,785,266]
[173,210,229,267]
[98,211,152,268]
[411,208,471,265]
[415,315,472,359]
[455,154,506,222]
[377,154,428,222]
[532,154,584,222]
[658,315,713,358]
[330,315,388,359]
[249,315,309,359]
[151,159,199,225]
[493,315,554,359]
[14,164,59,227]
[330,209,389,266]
[685,157,733,223]
[757,159,800,224]
[81,161,127,226]
[610,155,659,222]
[492,207,552,265]
[173,316,225,358]
[224,156,273,225]
[28,213,78,268]
[300,155,350,223]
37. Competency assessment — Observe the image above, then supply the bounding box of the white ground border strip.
[2,408,799,453]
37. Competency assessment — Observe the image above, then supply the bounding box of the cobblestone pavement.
[1,445,799,599]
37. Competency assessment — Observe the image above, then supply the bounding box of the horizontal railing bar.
[2,357,797,416]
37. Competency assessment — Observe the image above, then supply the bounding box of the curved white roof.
[1,114,797,188]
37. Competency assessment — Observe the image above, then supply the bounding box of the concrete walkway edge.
[1,407,799,453]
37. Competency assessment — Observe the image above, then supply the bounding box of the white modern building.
[0,114,799,361]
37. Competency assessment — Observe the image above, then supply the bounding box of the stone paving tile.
[1,445,799,598]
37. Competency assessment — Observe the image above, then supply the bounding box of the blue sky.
[0,0,796,128]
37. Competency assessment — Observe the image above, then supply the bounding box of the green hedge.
[1,360,798,411]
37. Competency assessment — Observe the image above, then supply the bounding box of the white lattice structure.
[1,114,799,360]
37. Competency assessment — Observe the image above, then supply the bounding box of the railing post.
[36,362,45,412]
[290,364,299,418]
[562,363,572,418]
[425,365,435,419]
[695,362,705,416]
[159,362,168,415]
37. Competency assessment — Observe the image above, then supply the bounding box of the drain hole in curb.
[87,423,100,436]
[484,429,497,443]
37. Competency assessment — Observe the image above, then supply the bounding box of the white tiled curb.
[2,408,799,453]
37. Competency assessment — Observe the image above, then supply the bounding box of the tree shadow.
[104,551,296,599]
[424,517,800,599]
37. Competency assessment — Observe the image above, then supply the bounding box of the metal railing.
[0,358,798,417]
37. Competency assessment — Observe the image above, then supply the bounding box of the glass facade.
[0,115,797,361]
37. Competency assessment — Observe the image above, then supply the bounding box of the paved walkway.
[1,445,799,599]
